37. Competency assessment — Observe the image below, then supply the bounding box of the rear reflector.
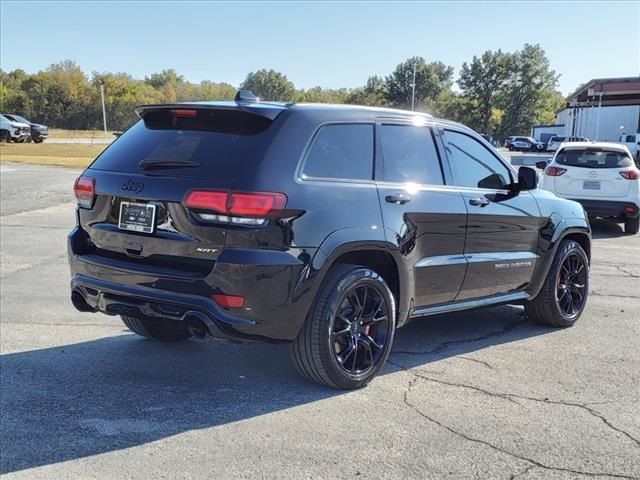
[544,166,567,177]
[169,109,198,118]
[183,190,286,218]
[619,169,640,180]
[74,176,95,208]
[213,294,245,308]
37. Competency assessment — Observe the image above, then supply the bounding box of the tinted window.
[443,130,512,189]
[556,149,633,169]
[90,109,273,178]
[551,136,565,142]
[380,125,443,184]
[303,124,373,180]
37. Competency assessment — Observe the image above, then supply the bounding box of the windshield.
[556,149,633,169]
[12,115,30,124]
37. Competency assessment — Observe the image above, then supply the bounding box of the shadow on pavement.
[1,305,552,474]
[589,218,629,239]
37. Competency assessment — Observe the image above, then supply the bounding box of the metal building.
[531,77,640,142]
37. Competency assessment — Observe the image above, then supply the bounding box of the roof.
[135,99,435,122]
[566,76,640,104]
[559,141,632,154]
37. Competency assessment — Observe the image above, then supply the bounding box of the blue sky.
[1,1,639,95]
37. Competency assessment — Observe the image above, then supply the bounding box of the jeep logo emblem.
[121,179,144,193]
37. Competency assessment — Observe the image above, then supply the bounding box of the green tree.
[240,69,295,101]
[496,44,559,137]
[458,49,511,134]
[385,57,453,109]
[346,75,388,106]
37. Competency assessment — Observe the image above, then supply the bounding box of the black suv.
[68,91,591,389]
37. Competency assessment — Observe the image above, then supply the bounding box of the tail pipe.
[71,289,97,313]
[184,311,214,341]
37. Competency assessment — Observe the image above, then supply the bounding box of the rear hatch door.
[554,147,633,198]
[77,105,282,277]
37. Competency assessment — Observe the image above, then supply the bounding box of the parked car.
[68,92,592,389]
[0,114,31,142]
[547,136,590,152]
[537,142,639,234]
[504,136,515,149]
[2,114,48,143]
[618,133,640,165]
[508,136,545,152]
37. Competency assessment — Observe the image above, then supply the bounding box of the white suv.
[0,114,31,142]
[538,142,640,234]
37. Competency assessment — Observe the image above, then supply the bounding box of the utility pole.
[100,83,107,136]
[410,63,417,111]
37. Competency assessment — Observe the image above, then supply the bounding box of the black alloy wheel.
[331,283,390,375]
[555,252,587,318]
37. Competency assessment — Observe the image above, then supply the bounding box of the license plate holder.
[583,180,601,190]
[118,201,156,233]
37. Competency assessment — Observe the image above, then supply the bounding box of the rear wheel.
[291,264,396,389]
[121,315,191,342]
[625,217,639,235]
[525,240,589,327]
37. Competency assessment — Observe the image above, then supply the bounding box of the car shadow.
[589,218,628,239]
[1,305,552,474]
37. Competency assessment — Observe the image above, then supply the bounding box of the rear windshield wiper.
[139,159,201,170]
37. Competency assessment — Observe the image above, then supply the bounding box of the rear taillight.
[183,190,286,226]
[619,169,640,180]
[544,166,567,177]
[213,294,245,309]
[74,176,95,208]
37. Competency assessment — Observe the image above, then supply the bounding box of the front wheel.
[121,315,191,342]
[525,240,589,327]
[625,217,639,235]
[291,264,396,389]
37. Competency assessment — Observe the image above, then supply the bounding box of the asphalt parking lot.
[1,162,639,479]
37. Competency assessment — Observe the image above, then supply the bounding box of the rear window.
[556,149,633,169]
[90,109,273,178]
[302,124,373,180]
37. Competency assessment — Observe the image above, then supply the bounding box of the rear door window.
[302,124,374,180]
[379,125,443,185]
[556,149,633,169]
[90,109,274,178]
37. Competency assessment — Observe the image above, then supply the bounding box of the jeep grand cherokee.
[68,91,591,389]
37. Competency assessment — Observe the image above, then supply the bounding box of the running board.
[410,291,529,319]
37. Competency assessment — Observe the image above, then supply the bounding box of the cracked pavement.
[1,163,639,479]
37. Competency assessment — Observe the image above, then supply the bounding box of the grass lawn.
[0,143,107,168]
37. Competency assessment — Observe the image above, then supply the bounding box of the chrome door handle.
[385,194,411,205]
[469,197,490,207]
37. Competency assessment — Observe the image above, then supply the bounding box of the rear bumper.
[68,227,318,342]
[572,199,639,219]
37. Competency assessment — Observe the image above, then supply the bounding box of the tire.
[0,130,9,143]
[525,240,589,328]
[625,217,639,235]
[33,138,44,144]
[120,315,191,342]
[291,264,396,389]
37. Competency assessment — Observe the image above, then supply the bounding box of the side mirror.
[518,166,538,191]
[535,161,548,170]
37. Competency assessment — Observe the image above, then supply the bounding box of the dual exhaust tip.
[70,290,212,340]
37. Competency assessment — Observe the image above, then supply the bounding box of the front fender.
[527,215,591,300]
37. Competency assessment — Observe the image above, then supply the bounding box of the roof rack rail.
[234,90,259,104]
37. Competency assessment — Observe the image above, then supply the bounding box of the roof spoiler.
[135,101,285,121]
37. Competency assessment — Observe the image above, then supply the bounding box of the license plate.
[118,201,156,233]
[583,181,601,190]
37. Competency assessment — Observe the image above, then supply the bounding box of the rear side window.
[379,125,443,184]
[552,136,565,142]
[302,124,373,180]
[90,109,273,178]
[556,149,633,169]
